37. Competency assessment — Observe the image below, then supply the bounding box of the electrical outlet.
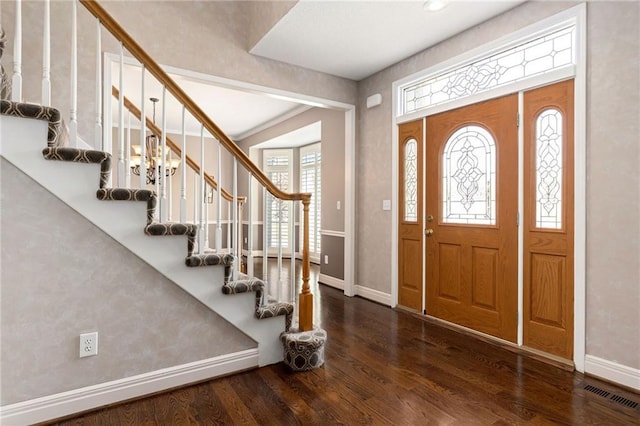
[79,332,98,358]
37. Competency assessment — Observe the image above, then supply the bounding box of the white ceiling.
[251,0,527,81]
[112,1,527,142]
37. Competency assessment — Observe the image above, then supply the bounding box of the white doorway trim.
[103,54,356,299]
[390,4,586,371]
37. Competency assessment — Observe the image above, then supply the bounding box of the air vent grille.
[583,384,639,410]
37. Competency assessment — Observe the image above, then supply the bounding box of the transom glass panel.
[442,126,496,225]
[535,109,563,229]
[402,26,575,114]
[403,138,418,222]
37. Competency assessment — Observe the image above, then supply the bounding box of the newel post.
[298,197,313,331]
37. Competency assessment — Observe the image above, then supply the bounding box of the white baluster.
[277,198,283,302]
[192,172,198,225]
[290,200,296,303]
[180,106,187,223]
[216,140,222,252]
[160,87,167,222]
[94,19,102,149]
[233,157,238,280]
[204,184,210,250]
[125,111,131,188]
[199,125,205,254]
[41,0,50,106]
[11,0,22,102]
[247,174,254,277]
[117,43,124,185]
[263,187,270,298]
[168,151,173,222]
[227,203,231,252]
[139,68,146,189]
[69,0,78,147]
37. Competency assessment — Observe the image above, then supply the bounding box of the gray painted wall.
[0,159,255,405]
[356,1,639,369]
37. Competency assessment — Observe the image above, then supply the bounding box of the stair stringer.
[0,114,284,366]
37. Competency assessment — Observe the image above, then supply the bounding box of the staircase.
[0,0,318,421]
[0,102,292,366]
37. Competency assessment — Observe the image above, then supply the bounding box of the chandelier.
[131,97,180,185]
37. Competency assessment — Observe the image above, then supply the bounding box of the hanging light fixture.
[131,97,180,184]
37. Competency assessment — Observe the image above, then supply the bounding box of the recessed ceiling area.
[251,121,321,150]
[110,62,307,139]
[251,0,527,81]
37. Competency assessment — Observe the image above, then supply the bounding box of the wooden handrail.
[112,86,245,205]
[83,0,313,331]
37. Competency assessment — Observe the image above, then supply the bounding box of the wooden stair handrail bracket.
[81,0,313,330]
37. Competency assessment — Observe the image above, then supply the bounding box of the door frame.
[390,4,586,371]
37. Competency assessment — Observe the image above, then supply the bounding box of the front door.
[425,94,519,343]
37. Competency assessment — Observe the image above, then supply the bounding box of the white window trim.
[390,4,586,372]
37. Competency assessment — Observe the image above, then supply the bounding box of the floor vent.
[584,384,639,410]
[584,384,610,398]
[610,394,638,409]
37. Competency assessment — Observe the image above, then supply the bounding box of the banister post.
[298,197,313,331]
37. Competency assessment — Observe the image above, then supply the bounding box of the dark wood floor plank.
[43,263,640,426]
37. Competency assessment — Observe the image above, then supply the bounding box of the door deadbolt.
[426,215,434,222]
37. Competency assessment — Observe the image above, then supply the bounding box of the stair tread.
[186,253,235,267]
[145,222,197,236]
[42,146,110,164]
[97,188,155,201]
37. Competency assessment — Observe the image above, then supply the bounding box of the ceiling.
[251,0,527,81]
[113,1,526,141]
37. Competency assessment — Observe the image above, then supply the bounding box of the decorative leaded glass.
[403,26,575,114]
[535,109,563,229]
[404,139,418,222]
[442,126,496,225]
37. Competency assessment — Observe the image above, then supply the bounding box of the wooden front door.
[398,119,424,311]
[425,95,519,343]
[523,79,574,359]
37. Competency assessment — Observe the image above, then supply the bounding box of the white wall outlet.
[324,255,329,264]
[382,199,391,211]
[79,332,98,358]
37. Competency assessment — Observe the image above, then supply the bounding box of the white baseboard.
[318,276,392,306]
[0,349,258,426]
[319,274,344,290]
[585,355,640,391]
[355,285,392,306]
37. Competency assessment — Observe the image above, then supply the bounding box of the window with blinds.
[263,149,292,250]
[300,143,321,260]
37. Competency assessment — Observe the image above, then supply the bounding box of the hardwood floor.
[47,277,639,425]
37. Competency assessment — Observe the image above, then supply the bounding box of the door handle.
[425,228,434,236]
